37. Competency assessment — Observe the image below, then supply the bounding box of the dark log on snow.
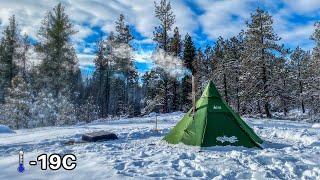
[82,131,118,142]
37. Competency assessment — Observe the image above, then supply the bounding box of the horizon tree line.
[0,1,319,129]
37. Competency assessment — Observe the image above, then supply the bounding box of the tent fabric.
[164,81,263,148]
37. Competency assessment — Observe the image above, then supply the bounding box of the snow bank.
[0,125,14,133]
[312,123,320,128]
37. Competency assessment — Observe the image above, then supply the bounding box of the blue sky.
[0,0,319,76]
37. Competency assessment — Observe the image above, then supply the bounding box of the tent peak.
[201,81,221,98]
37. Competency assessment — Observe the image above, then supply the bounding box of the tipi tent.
[164,81,263,148]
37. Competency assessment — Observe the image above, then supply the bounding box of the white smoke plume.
[111,43,133,60]
[151,49,191,78]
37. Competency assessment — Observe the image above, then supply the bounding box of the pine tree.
[214,35,244,112]
[142,68,167,114]
[1,75,32,129]
[290,47,311,114]
[93,38,109,118]
[310,22,320,116]
[56,94,77,126]
[194,48,204,99]
[153,0,175,52]
[180,75,192,111]
[36,3,80,97]
[152,0,176,113]
[273,56,292,116]
[242,8,287,118]
[78,96,100,123]
[169,27,182,111]
[16,34,31,80]
[179,34,196,112]
[31,90,57,127]
[170,27,182,56]
[212,37,230,103]
[107,14,137,116]
[183,34,196,74]
[0,15,20,103]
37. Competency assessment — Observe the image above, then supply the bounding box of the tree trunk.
[258,100,263,118]
[299,80,305,113]
[163,77,168,113]
[223,72,228,103]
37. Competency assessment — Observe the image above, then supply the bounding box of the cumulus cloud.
[0,0,319,68]
[283,0,320,14]
[195,0,256,39]
[195,0,318,50]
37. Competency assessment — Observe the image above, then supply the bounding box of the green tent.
[164,81,263,148]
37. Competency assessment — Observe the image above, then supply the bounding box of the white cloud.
[195,0,318,50]
[77,53,95,66]
[0,0,319,65]
[283,0,320,14]
[196,0,256,39]
[134,50,153,64]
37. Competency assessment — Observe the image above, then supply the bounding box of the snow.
[0,113,320,179]
[0,124,14,134]
[312,123,320,128]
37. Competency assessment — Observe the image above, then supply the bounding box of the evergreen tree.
[153,0,175,52]
[290,47,311,113]
[242,8,287,117]
[180,75,192,111]
[152,0,176,113]
[142,68,167,114]
[1,75,32,129]
[194,47,204,99]
[36,3,80,97]
[31,90,58,127]
[183,34,196,74]
[180,34,196,112]
[93,38,109,118]
[170,27,182,56]
[272,56,292,116]
[169,27,182,111]
[0,15,20,103]
[55,94,77,126]
[108,14,137,116]
[78,96,100,123]
[214,35,244,112]
[310,22,320,116]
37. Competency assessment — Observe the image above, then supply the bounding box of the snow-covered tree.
[152,0,176,113]
[242,8,287,117]
[78,96,100,123]
[0,15,20,103]
[153,0,175,52]
[31,90,57,127]
[36,3,80,97]
[309,22,320,116]
[1,75,33,129]
[56,94,77,126]
[290,47,311,113]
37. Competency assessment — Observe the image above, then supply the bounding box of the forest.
[0,0,319,129]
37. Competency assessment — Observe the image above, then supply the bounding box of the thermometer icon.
[17,150,25,173]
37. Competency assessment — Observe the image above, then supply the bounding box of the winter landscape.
[0,113,320,179]
[0,0,320,179]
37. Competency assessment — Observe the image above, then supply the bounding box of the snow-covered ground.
[1,112,320,179]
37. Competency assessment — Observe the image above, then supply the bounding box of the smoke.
[112,43,133,60]
[151,49,191,78]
